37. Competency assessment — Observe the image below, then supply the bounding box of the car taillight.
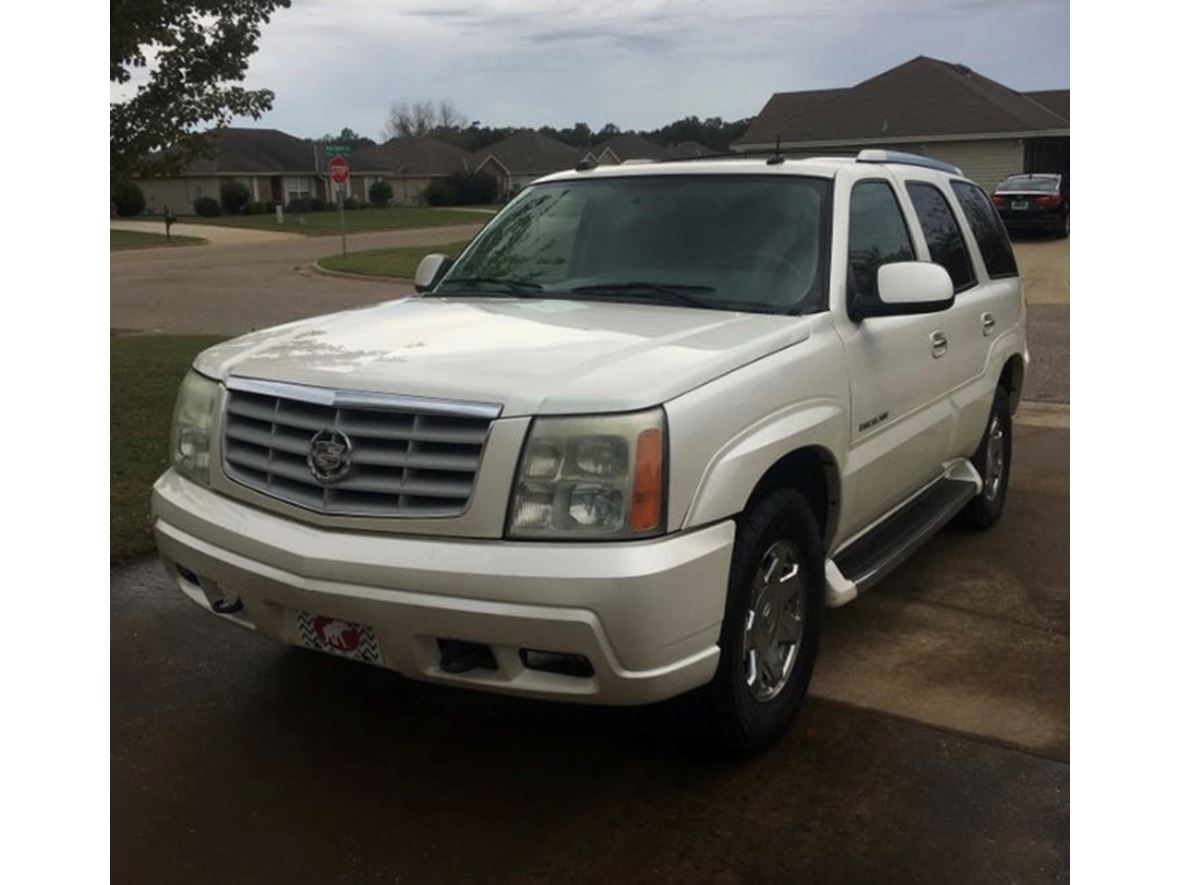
[991,194,1006,206]
[1035,194,1062,206]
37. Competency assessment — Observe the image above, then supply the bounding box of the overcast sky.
[120,0,1070,140]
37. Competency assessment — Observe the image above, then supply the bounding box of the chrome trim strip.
[225,376,503,420]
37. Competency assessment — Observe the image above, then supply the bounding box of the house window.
[287,177,313,201]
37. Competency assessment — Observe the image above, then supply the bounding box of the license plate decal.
[294,611,383,665]
[1011,200,1029,210]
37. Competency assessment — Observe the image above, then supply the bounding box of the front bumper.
[152,470,734,705]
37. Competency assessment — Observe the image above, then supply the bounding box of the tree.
[110,0,291,180]
[380,99,467,141]
[316,127,376,148]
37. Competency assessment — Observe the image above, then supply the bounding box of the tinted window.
[996,175,1060,193]
[847,181,915,303]
[951,181,1019,279]
[441,175,831,314]
[905,182,976,292]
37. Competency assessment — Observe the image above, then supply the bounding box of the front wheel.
[708,488,825,753]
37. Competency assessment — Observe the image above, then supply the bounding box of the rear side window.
[951,181,1019,279]
[905,182,976,293]
[848,181,915,303]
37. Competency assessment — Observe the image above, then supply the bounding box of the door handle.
[981,312,996,337]
[930,331,948,359]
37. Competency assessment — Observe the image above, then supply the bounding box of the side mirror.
[851,261,954,321]
[414,254,454,293]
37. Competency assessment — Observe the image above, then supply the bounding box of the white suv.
[154,150,1027,750]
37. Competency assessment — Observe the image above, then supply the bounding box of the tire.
[707,488,825,753]
[1057,211,1070,238]
[956,387,1013,530]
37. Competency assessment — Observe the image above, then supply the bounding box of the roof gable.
[473,131,580,174]
[182,128,321,174]
[736,56,1069,147]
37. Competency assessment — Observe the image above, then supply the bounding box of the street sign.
[329,156,350,184]
[324,144,352,158]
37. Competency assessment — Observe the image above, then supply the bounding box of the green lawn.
[111,332,225,562]
[318,240,471,279]
[111,229,206,251]
[183,206,484,236]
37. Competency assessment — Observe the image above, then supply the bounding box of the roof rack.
[856,149,962,176]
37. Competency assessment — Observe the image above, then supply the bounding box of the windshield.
[434,174,831,314]
[996,175,1060,193]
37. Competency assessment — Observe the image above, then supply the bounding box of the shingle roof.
[473,131,581,175]
[596,133,666,162]
[350,136,472,176]
[180,128,322,174]
[735,56,1069,148]
[1024,89,1069,121]
[663,140,714,160]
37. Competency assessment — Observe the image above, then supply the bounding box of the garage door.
[919,139,1025,193]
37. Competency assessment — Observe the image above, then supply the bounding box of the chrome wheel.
[983,414,1005,500]
[742,540,806,703]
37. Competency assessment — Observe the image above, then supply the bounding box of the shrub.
[343,196,363,210]
[193,196,221,217]
[286,196,327,213]
[111,181,146,217]
[243,201,269,215]
[422,172,498,206]
[369,179,394,205]
[219,179,252,215]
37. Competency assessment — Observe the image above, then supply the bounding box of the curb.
[310,260,413,284]
[1014,401,1069,428]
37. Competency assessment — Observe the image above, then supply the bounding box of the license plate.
[1010,200,1029,210]
[294,611,383,665]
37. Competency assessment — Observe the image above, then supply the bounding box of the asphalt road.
[111,423,1068,884]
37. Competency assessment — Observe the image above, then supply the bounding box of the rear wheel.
[956,388,1012,529]
[708,488,825,753]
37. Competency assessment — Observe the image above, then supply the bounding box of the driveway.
[111,421,1068,883]
[111,222,485,335]
[111,218,299,246]
[1012,237,1069,403]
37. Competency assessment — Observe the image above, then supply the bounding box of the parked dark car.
[991,173,1069,237]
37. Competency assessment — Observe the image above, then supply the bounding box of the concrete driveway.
[111,421,1068,883]
[111,218,299,246]
[1012,237,1069,403]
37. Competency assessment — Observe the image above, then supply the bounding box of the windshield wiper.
[435,276,544,294]
[567,281,717,309]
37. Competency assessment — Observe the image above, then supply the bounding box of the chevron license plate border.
[294,610,383,665]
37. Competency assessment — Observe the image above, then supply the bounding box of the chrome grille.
[221,377,500,517]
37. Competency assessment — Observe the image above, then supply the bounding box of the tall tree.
[380,99,467,142]
[110,0,290,180]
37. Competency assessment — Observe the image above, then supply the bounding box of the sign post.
[326,145,352,256]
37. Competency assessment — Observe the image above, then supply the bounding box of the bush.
[369,179,393,206]
[219,179,252,215]
[422,172,498,206]
[243,201,269,215]
[286,196,326,213]
[193,196,221,217]
[111,181,146,217]
[343,196,363,210]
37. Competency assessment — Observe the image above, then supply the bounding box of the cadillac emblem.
[307,428,353,483]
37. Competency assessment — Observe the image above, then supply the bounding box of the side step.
[832,465,980,596]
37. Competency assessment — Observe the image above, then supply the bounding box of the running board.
[825,461,981,606]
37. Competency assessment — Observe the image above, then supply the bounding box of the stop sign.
[329,155,350,184]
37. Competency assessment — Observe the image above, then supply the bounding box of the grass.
[318,240,471,279]
[182,206,484,236]
[111,229,206,251]
[111,332,225,562]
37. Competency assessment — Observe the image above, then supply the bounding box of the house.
[589,133,667,165]
[663,140,714,160]
[471,131,581,198]
[349,136,473,204]
[732,56,1069,191]
[133,128,330,214]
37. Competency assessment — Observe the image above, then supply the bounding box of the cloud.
[114,0,1068,138]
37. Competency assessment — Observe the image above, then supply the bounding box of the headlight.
[508,408,665,540]
[170,370,219,486]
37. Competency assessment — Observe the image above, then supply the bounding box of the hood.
[194,295,812,416]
